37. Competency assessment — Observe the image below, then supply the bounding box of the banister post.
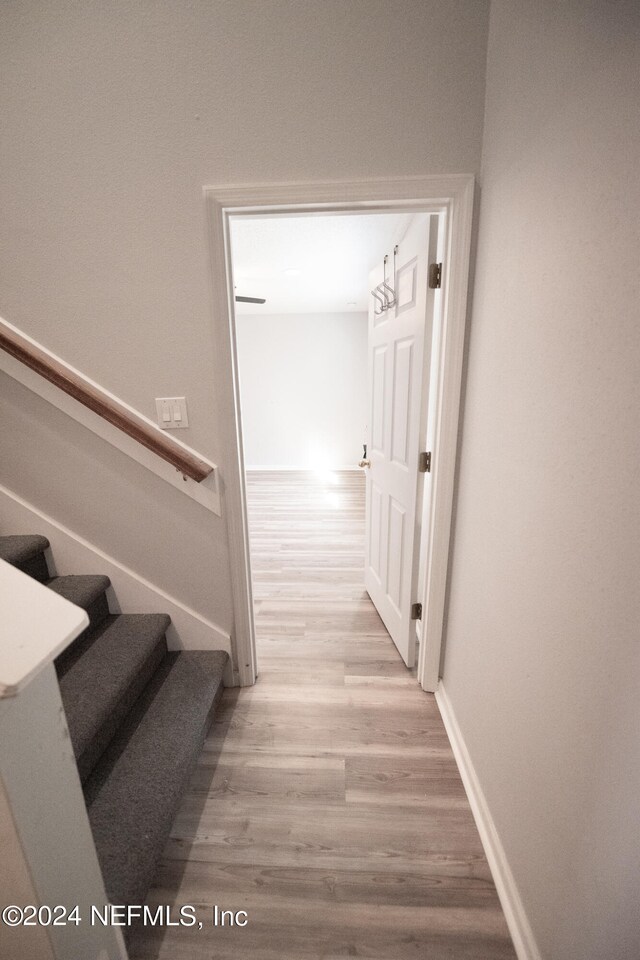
[0,664,128,960]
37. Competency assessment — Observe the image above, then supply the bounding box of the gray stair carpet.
[57,614,170,783]
[0,533,50,581]
[84,649,228,907]
[48,574,111,639]
[0,533,229,911]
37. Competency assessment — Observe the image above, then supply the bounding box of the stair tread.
[0,534,50,565]
[85,649,228,906]
[59,613,171,782]
[47,574,111,610]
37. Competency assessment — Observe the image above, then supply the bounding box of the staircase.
[0,533,228,908]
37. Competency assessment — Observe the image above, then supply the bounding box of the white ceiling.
[229,212,412,315]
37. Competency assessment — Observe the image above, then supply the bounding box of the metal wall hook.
[371,287,386,314]
[380,253,396,308]
[376,282,391,308]
[372,250,398,313]
[379,279,396,308]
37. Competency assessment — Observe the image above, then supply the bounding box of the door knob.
[358,458,371,468]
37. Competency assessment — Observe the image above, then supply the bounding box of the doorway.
[231,210,431,676]
[204,176,475,691]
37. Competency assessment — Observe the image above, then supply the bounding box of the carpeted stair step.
[1,530,229,912]
[48,575,111,656]
[85,650,228,907]
[58,614,171,783]
[0,533,50,582]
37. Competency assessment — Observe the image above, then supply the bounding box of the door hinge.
[418,451,431,473]
[428,262,442,289]
[411,602,423,621]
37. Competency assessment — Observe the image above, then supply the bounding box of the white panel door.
[363,215,434,668]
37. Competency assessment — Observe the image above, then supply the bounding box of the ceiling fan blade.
[235,295,266,304]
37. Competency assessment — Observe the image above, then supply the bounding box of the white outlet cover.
[155,397,189,429]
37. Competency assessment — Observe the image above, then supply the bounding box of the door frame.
[204,175,475,691]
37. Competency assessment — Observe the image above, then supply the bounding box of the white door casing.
[364,215,435,668]
[204,175,476,690]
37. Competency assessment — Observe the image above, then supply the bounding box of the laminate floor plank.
[129,470,515,959]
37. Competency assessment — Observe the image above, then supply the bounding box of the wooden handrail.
[0,324,213,483]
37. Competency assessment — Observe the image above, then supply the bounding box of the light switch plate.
[155,396,189,429]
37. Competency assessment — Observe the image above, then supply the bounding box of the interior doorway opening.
[228,208,440,681]
[205,175,475,691]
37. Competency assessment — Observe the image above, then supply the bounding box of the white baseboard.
[245,465,361,472]
[0,482,234,683]
[435,682,542,960]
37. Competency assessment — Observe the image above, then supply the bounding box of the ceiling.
[229,212,412,315]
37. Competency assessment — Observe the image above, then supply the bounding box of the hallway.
[131,471,515,959]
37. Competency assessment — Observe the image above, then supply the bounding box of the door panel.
[363,215,434,668]
[368,482,383,584]
[396,256,418,312]
[371,346,387,454]
[387,498,406,613]
[391,338,414,466]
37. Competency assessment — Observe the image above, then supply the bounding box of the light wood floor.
[130,471,515,959]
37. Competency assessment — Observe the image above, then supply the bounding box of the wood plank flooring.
[129,471,515,960]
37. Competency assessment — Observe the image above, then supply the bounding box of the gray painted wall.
[3,4,637,953]
[0,0,490,637]
[443,3,640,958]
[236,313,368,469]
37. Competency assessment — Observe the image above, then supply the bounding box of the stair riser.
[77,636,169,783]
[55,592,111,675]
[83,591,110,632]
[16,551,49,583]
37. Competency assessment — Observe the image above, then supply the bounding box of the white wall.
[442,3,640,959]
[236,313,367,469]
[0,0,489,640]
[0,372,233,628]
[0,0,489,450]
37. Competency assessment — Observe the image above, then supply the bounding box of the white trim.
[0,666,129,960]
[0,482,233,684]
[245,465,361,472]
[204,175,475,689]
[417,175,475,691]
[0,315,221,517]
[205,198,257,688]
[435,683,542,960]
